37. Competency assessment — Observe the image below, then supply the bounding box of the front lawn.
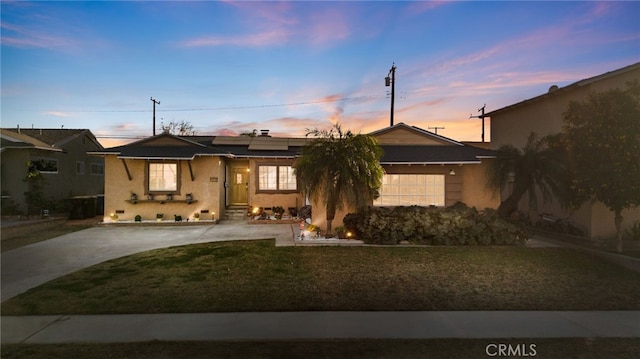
[2,240,639,315]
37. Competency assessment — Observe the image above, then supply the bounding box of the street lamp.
[385,63,396,127]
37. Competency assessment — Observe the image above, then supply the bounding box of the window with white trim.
[374,174,445,207]
[30,158,58,173]
[149,163,178,192]
[258,165,297,191]
[90,163,104,175]
[76,161,85,175]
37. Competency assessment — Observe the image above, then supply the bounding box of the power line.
[43,95,380,114]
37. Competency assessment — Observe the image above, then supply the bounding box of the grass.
[2,240,640,315]
[1,223,93,253]
[2,339,640,359]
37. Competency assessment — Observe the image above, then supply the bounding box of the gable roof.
[0,129,64,153]
[370,123,494,164]
[486,62,640,117]
[1,128,103,150]
[93,125,495,164]
[89,133,222,160]
[380,144,494,165]
[369,122,462,146]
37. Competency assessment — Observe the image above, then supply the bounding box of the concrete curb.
[2,311,639,344]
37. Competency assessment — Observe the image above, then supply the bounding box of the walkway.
[3,311,639,344]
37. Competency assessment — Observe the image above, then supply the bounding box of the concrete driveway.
[1,221,294,302]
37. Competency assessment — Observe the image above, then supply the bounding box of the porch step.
[224,208,247,220]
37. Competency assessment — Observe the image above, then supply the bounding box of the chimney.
[259,129,271,137]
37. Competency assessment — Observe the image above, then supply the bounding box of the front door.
[230,166,249,205]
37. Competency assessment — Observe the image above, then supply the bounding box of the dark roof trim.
[486,62,640,117]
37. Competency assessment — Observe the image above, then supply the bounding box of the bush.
[624,221,640,241]
[345,203,526,246]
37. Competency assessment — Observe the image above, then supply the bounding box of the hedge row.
[343,203,527,246]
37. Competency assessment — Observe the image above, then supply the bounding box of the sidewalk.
[2,311,639,344]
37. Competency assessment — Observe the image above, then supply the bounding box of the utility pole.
[151,97,160,136]
[428,126,445,135]
[469,104,487,142]
[385,63,396,127]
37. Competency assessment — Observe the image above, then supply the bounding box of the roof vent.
[548,85,559,93]
[259,129,271,137]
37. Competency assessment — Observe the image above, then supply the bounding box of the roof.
[1,128,103,150]
[0,129,64,153]
[380,144,495,164]
[369,122,463,146]
[93,126,495,164]
[486,62,640,117]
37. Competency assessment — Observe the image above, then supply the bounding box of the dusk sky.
[2,1,639,147]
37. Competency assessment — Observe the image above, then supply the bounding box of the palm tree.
[487,132,569,217]
[293,123,384,236]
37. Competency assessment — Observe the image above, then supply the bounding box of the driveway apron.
[1,221,294,302]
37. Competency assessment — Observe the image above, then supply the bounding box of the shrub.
[345,203,526,246]
[624,221,640,241]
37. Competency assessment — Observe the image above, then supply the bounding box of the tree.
[161,120,197,136]
[23,160,46,216]
[293,123,384,236]
[561,81,640,252]
[487,132,569,218]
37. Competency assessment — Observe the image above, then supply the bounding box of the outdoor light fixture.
[449,169,456,176]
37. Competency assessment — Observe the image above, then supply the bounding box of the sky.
[1,1,639,147]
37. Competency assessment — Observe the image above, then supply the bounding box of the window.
[149,163,178,192]
[259,166,278,190]
[29,158,58,173]
[278,166,297,190]
[76,161,85,175]
[90,163,104,175]
[258,165,297,191]
[374,174,445,207]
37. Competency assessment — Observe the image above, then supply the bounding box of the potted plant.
[130,192,138,204]
[156,213,163,222]
[109,213,119,222]
[166,193,173,201]
[174,214,182,222]
[335,226,346,239]
[273,206,285,220]
[147,193,154,201]
[134,214,142,222]
[194,212,200,221]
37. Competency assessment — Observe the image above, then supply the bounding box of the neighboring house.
[91,123,498,228]
[1,128,105,215]
[487,62,640,239]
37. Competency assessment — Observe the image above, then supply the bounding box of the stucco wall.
[489,65,640,239]
[103,156,223,222]
[1,134,104,213]
[0,149,30,212]
[308,163,500,233]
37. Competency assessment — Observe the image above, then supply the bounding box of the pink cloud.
[43,111,71,117]
[307,9,350,46]
[0,22,77,50]
[182,28,291,48]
